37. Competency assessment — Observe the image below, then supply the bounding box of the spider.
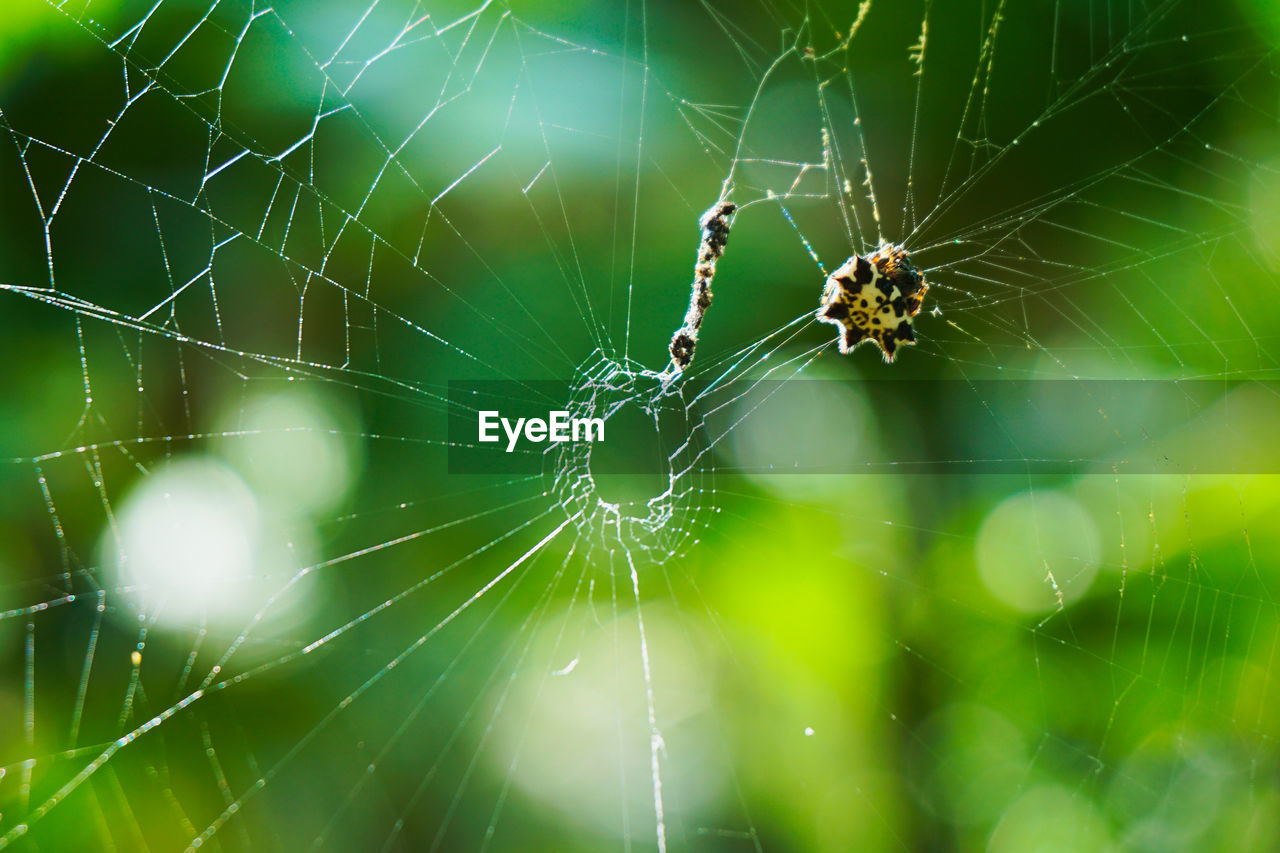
[665,204,928,372]
[816,243,928,362]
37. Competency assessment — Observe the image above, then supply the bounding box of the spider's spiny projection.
[816,243,928,362]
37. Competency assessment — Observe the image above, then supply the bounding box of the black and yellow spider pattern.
[816,243,928,362]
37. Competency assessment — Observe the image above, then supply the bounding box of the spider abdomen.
[816,243,928,362]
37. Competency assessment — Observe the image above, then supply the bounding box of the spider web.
[1,0,1278,849]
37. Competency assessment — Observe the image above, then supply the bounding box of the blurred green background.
[1,0,1280,850]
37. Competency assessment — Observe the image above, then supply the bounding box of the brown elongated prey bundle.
[668,200,736,372]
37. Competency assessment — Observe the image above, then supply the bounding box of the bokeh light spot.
[975,489,1101,613]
